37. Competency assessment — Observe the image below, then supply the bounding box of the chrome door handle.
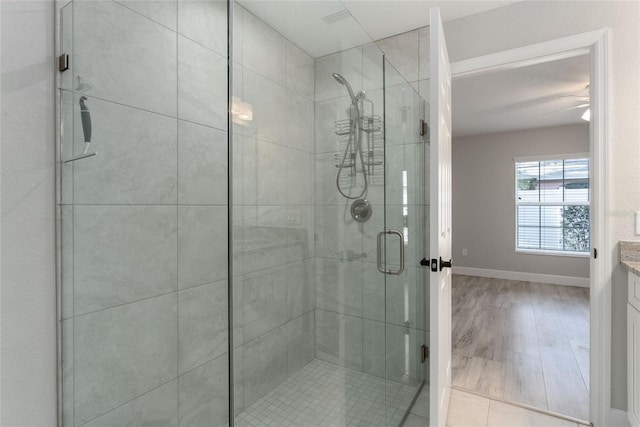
[376,230,405,275]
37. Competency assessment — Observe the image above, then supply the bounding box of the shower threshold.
[234,359,420,427]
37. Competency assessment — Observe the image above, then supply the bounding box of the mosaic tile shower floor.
[235,359,421,427]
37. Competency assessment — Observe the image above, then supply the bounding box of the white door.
[429,7,453,427]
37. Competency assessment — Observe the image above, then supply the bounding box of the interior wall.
[377,0,640,411]
[59,1,230,425]
[452,124,590,278]
[314,46,427,388]
[232,4,316,413]
[443,1,640,411]
[2,0,638,423]
[0,1,57,426]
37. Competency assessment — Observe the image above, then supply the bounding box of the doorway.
[449,50,596,423]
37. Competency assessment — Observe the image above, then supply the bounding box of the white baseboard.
[608,409,630,427]
[452,266,590,287]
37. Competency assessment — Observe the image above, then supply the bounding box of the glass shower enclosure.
[56,1,430,425]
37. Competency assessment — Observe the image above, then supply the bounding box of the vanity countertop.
[620,241,640,276]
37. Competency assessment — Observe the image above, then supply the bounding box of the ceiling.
[452,54,591,137]
[239,1,589,137]
[240,1,519,58]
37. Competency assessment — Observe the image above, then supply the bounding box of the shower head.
[332,73,357,105]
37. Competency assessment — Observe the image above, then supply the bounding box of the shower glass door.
[382,57,429,423]
[57,1,231,425]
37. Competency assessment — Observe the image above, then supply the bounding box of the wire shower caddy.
[334,98,384,187]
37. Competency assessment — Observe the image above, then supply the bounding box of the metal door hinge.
[420,119,429,137]
[593,248,598,259]
[58,53,69,72]
[421,345,429,363]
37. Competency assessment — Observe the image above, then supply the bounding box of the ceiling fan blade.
[543,103,590,115]
[556,95,590,101]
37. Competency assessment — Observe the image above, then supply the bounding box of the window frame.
[514,152,591,258]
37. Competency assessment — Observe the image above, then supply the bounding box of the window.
[515,155,590,255]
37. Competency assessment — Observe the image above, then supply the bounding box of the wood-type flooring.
[451,275,590,421]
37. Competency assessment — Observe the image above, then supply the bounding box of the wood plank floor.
[451,275,590,421]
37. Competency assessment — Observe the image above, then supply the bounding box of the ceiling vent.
[322,9,351,24]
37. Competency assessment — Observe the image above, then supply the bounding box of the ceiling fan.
[545,84,591,120]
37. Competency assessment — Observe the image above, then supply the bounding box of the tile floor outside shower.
[451,275,590,421]
[234,359,427,427]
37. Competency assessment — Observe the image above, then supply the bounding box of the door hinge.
[421,344,429,363]
[420,119,429,137]
[58,53,69,72]
[593,248,598,259]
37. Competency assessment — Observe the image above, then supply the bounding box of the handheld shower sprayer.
[332,73,358,106]
[332,72,369,208]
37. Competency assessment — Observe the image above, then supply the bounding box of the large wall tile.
[363,319,385,378]
[314,95,353,154]
[386,324,422,384]
[361,202,384,263]
[82,381,178,427]
[233,345,244,416]
[362,43,385,92]
[178,206,228,289]
[286,259,314,320]
[362,265,385,322]
[243,10,285,85]
[287,312,314,375]
[243,326,287,407]
[286,205,314,262]
[74,206,177,315]
[232,4,243,64]
[179,354,229,427]
[242,69,286,145]
[177,120,228,205]
[178,35,227,130]
[286,90,314,153]
[231,130,243,203]
[314,204,363,260]
[243,266,287,342]
[315,47,362,102]
[418,27,430,81]
[73,98,178,205]
[59,90,73,204]
[177,0,226,56]
[242,137,287,206]
[60,206,73,320]
[117,0,177,30]
[286,148,313,206]
[232,275,244,348]
[286,41,314,99]
[376,30,419,83]
[315,258,363,317]
[74,0,177,116]
[61,320,73,427]
[256,140,287,205]
[315,152,347,205]
[384,143,426,205]
[74,294,178,425]
[178,281,228,374]
[241,205,287,273]
[315,309,363,371]
[59,5,74,91]
[386,267,419,327]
